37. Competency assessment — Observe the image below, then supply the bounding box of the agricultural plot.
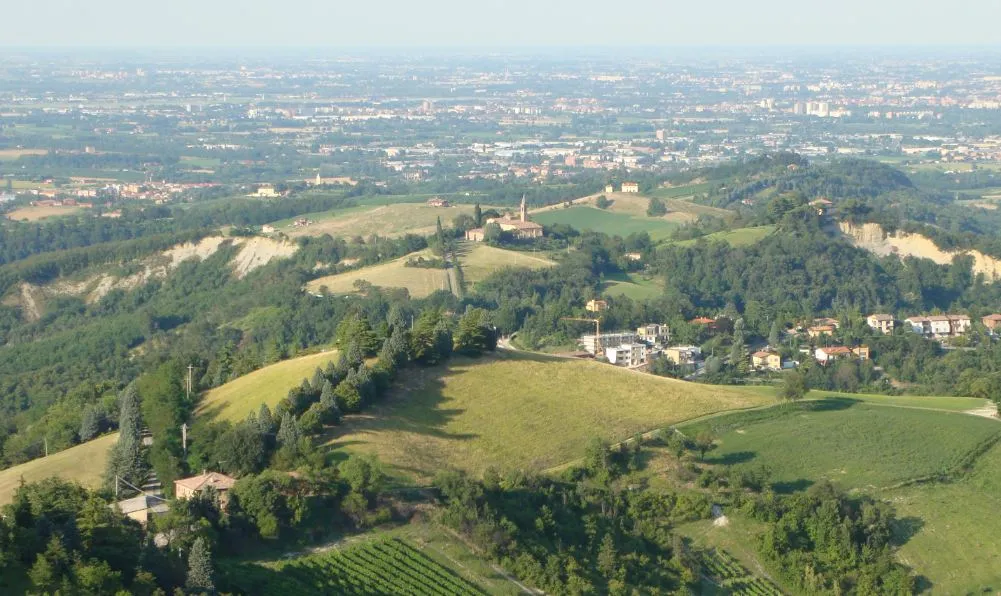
[682,399,1001,491]
[601,271,662,301]
[275,202,485,239]
[198,350,340,422]
[0,433,118,504]
[306,251,453,299]
[224,538,485,596]
[700,549,782,596]
[327,352,774,482]
[6,205,84,221]
[650,183,712,199]
[672,226,776,248]
[457,243,555,285]
[532,206,678,240]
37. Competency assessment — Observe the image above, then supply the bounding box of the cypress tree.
[185,537,215,594]
[473,202,482,226]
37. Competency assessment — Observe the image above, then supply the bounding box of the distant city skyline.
[5,0,1001,48]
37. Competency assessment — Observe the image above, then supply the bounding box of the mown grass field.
[650,183,712,199]
[672,226,776,248]
[683,398,1000,491]
[0,148,47,160]
[601,271,663,300]
[533,206,678,240]
[306,251,452,298]
[326,352,775,482]
[0,433,118,504]
[198,351,340,422]
[6,205,84,221]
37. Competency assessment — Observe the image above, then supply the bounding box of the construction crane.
[561,316,602,355]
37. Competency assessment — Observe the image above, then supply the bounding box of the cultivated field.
[456,243,555,285]
[276,202,486,239]
[327,352,774,482]
[672,226,776,248]
[533,206,678,240]
[0,433,118,504]
[223,538,487,595]
[0,148,47,160]
[198,350,340,422]
[7,205,83,221]
[306,245,554,298]
[679,397,1001,592]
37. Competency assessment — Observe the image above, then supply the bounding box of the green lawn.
[326,352,774,483]
[601,271,663,301]
[533,206,678,240]
[682,399,1001,491]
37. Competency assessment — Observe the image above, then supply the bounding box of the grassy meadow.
[457,243,555,284]
[6,205,84,221]
[275,202,487,239]
[601,271,663,300]
[0,433,118,504]
[672,225,776,248]
[326,352,775,482]
[198,350,340,422]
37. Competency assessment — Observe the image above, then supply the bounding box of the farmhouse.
[253,184,279,198]
[810,198,833,215]
[426,196,450,207]
[904,315,971,337]
[175,471,237,507]
[751,350,783,371]
[621,181,640,193]
[866,313,895,335]
[261,224,276,234]
[586,299,608,312]
[815,345,870,365]
[604,184,615,193]
[605,343,647,367]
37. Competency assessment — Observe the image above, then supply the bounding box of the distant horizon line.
[1,43,999,51]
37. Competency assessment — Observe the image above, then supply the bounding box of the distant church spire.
[520,194,527,222]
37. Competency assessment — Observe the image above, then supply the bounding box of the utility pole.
[186,364,194,400]
[181,422,188,455]
[44,436,48,458]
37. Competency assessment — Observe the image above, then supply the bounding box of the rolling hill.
[0,433,118,505]
[198,350,341,422]
[306,244,555,298]
[325,351,775,482]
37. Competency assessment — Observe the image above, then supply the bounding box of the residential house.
[586,299,608,313]
[866,314,895,335]
[637,323,670,346]
[663,345,702,366]
[807,325,836,339]
[426,197,450,207]
[604,184,615,193]
[982,314,1001,332]
[253,184,279,198]
[261,224,276,234]
[621,181,640,193]
[904,315,971,337]
[174,471,237,507]
[112,494,169,527]
[814,345,870,365]
[751,350,783,371]
[605,343,647,367]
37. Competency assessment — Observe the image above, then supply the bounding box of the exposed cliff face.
[4,236,299,319]
[839,222,1001,281]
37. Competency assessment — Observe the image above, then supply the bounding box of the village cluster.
[574,304,1001,374]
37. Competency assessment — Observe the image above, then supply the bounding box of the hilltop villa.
[465,195,543,241]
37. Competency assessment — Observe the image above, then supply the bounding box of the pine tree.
[769,320,781,347]
[257,403,275,435]
[319,380,341,424]
[387,305,407,332]
[185,537,215,594]
[346,342,365,368]
[276,411,303,447]
[106,384,145,489]
[310,367,326,392]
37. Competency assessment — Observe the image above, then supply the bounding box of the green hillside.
[327,352,775,482]
[198,351,340,422]
[0,433,118,505]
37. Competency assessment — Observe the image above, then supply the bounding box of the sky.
[5,0,1001,47]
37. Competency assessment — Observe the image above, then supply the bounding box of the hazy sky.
[6,0,1001,47]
